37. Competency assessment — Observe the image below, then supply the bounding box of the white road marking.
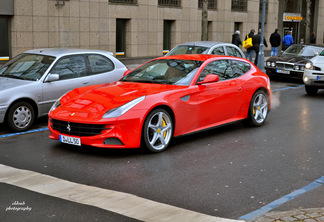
[0,164,243,222]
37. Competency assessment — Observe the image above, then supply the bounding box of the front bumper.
[265,67,304,79]
[48,112,144,149]
[303,69,324,88]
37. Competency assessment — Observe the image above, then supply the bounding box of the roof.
[175,41,233,47]
[23,48,113,57]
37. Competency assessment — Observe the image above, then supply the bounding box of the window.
[231,60,251,77]
[199,60,233,82]
[158,0,181,7]
[109,0,137,4]
[51,56,87,80]
[198,0,217,10]
[116,19,128,56]
[163,20,174,52]
[231,0,247,12]
[211,47,225,55]
[87,54,114,75]
[226,46,243,58]
[0,17,9,60]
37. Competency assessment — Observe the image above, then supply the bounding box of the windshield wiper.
[1,74,29,80]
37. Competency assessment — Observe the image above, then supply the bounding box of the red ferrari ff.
[48,54,271,152]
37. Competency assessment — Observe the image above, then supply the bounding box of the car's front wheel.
[7,101,35,132]
[247,90,269,127]
[142,109,173,153]
[305,85,318,95]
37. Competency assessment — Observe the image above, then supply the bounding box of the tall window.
[231,0,247,12]
[116,19,129,57]
[158,0,181,7]
[0,17,9,61]
[198,0,217,10]
[109,0,137,4]
[163,20,174,53]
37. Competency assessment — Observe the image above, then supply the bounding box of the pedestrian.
[232,30,242,47]
[244,29,255,61]
[252,29,268,66]
[282,31,293,51]
[269,29,281,56]
[310,32,316,44]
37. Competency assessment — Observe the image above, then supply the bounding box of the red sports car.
[48,54,271,152]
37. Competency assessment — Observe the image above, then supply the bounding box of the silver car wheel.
[144,109,173,152]
[13,105,32,129]
[252,93,268,124]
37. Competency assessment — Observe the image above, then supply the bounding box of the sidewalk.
[250,208,324,222]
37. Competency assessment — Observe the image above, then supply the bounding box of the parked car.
[48,54,271,153]
[303,51,324,95]
[265,44,324,79]
[165,41,245,58]
[0,48,128,132]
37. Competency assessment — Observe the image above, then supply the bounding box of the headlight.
[50,94,66,112]
[294,65,300,70]
[102,96,145,118]
[50,99,61,112]
[271,62,276,67]
[305,62,313,70]
[266,62,271,67]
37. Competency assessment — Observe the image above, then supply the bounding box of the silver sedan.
[0,48,128,132]
[165,41,245,58]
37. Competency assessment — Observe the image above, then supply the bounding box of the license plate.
[317,76,324,80]
[276,69,290,74]
[59,135,81,146]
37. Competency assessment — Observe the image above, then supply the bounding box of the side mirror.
[197,74,219,85]
[45,74,59,82]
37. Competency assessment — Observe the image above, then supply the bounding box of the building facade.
[0,0,323,61]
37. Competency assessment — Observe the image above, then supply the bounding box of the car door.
[86,54,124,84]
[41,55,93,114]
[193,59,244,129]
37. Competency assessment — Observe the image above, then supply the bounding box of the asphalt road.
[0,79,323,221]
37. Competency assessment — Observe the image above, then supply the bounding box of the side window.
[87,54,115,75]
[51,55,87,80]
[198,60,233,82]
[211,47,225,55]
[231,60,251,77]
[226,46,243,58]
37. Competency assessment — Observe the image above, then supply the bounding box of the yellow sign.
[285,16,303,21]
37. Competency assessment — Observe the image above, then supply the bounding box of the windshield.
[0,53,55,81]
[121,59,203,86]
[283,45,324,57]
[167,45,209,56]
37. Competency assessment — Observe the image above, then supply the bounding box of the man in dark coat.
[252,29,268,66]
[245,29,255,62]
[231,30,242,47]
[269,29,281,56]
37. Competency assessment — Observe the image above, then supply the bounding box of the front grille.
[51,119,106,137]
[276,62,294,70]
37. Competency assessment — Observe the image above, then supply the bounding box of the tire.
[305,85,318,95]
[247,90,269,127]
[7,102,35,132]
[142,109,173,153]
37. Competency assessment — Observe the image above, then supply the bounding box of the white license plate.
[276,69,290,74]
[317,76,324,80]
[59,135,81,146]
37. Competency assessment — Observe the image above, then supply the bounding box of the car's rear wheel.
[142,109,173,153]
[248,90,269,127]
[7,101,35,132]
[305,85,318,95]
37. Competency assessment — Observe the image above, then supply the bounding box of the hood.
[0,77,34,91]
[59,82,185,119]
[268,54,311,64]
[310,55,324,65]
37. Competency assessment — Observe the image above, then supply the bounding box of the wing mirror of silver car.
[45,74,60,82]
